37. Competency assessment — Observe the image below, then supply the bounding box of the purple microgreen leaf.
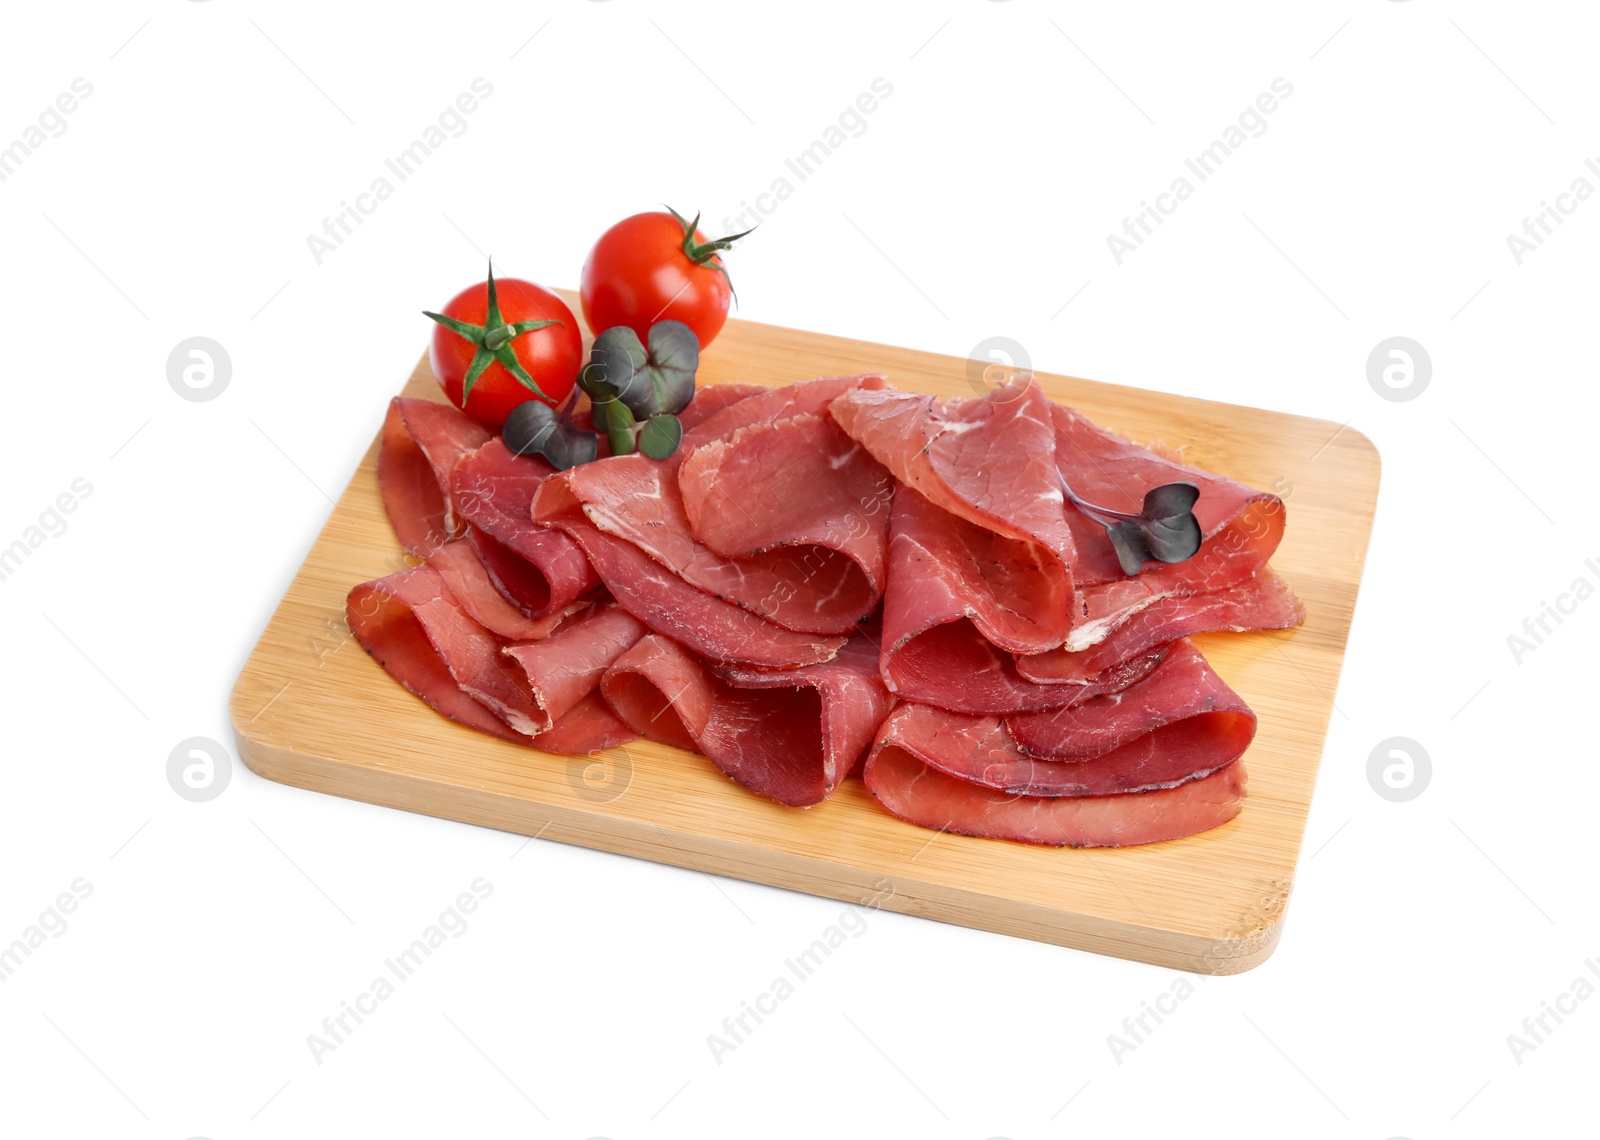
[502,400,598,470]
[1061,473,1204,576]
[644,320,699,416]
[588,327,653,411]
[1105,521,1152,577]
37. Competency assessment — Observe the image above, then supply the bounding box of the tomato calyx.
[666,206,755,303]
[423,260,564,406]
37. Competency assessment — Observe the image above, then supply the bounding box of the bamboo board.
[231,301,1379,973]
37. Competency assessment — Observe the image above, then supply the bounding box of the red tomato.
[427,270,583,430]
[580,208,749,349]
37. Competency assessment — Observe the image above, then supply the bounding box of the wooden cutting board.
[230,301,1378,973]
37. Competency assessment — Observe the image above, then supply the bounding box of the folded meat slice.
[535,691,639,755]
[678,382,767,430]
[863,704,1247,847]
[869,484,1162,714]
[600,633,890,806]
[377,397,491,556]
[1052,404,1289,648]
[348,565,641,751]
[451,438,600,616]
[426,541,586,641]
[1017,569,1304,685]
[886,618,1166,715]
[347,564,545,737]
[1002,638,1256,792]
[534,452,875,634]
[534,511,845,667]
[681,374,886,452]
[830,376,1076,653]
[678,412,892,610]
[347,564,525,743]
[502,605,646,732]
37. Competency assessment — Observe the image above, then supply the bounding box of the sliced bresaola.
[871,665,1249,799]
[830,376,1076,654]
[681,373,886,453]
[348,565,640,750]
[1002,638,1254,774]
[347,564,527,743]
[678,412,892,612]
[885,617,1167,715]
[1017,568,1304,686]
[533,451,875,634]
[863,707,1247,847]
[502,605,646,732]
[451,438,600,616]
[348,564,546,736]
[534,512,846,667]
[426,540,587,642]
[600,632,891,806]
[870,483,1175,713]
[534,691,638,755]
[377,397,491,556]
[677,382,767,430]
[1052,403,1289,648]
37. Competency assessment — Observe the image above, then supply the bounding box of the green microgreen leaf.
[638,413,683,460]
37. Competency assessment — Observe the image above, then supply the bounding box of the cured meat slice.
[886,617,1166,715]
[863,709,1247,846]
[600,633,890,806]
[1002,638,1254,775]
[678,413,892,604]
[1004,637,1254,762]
[347,564,543,738]
[830,377,1076,652]
[882,481,1071,661]
[1017,569,1304,685]
[678,382,767,430]
[1052,403,1288,646]
[870,485,1166,714]
[682,373,886,453]
[426,541,586,642]
[536,511,845,667]
[502,605,646,731]
[377,397,491,556]
[534,452,875,634]
[450,438,600,615]
[535,691,638,755]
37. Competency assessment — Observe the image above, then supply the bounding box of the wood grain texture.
[230,296,1379,974]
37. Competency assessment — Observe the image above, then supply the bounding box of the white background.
[1,1,1595,1136]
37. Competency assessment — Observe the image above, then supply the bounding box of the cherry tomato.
[426,265,583,431]
[580,208,751,349]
